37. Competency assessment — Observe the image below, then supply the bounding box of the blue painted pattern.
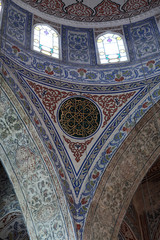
[1,1,160,239]
[1,38,160,85]
[62,26,96,65]
[68,31,90,63]
[4,0,32,48]
[2,59,160,239]
[124,17,160,61]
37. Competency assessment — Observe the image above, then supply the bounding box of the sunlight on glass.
[33,24,59,58]
[0,0,2,12]
[97,33,128,64]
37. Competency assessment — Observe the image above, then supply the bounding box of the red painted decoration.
[28,81,75,123]
[63,136,93,162]
[84,92,136,128]
[123,0,148,12]
[95,0,120,16]
[66,2,94,16]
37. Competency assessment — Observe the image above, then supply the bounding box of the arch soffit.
[84,100,160,240]
[0,77,76,240]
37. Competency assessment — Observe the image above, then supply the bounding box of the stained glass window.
[33,24,59,58]
[97,33,128,64]
[0,0,2,12]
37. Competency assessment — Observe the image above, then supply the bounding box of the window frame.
[95,31,130,65]
[32,23,61,60]
[0,0,3,27]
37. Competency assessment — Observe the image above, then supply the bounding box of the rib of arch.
[84,100,160,240]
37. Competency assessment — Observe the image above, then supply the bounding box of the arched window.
[0,0,2,12]
[97,32,128,64]
[0,0,3,26]
[33,24,60,58]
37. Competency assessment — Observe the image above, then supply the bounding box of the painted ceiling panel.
[15,0,160,24]
[0,1,160,239]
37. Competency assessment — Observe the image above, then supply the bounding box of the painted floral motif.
[123,0,148,12]
[35,204,58,222]
[0,85,74,240]
[68,31,90,63]
[130,21,160,59]
[28,81,75,123]
[66,2,94,16]
[0,108,22,140]
[77,68,87,77]
[84,92,136,127]
[2,60,160,239]
[12,45,20,54]
[16,146,37,174]
[95,0,120,16]
[6,2,32,48]
[63,136,93,162]
[7,6,26,44]
[19,0,160,22]
[33,0,64,12]
[146,60,155,68]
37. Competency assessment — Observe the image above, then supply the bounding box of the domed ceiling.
[16,0,160,24]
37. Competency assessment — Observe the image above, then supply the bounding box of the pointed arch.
[84,101,160,240]
[0,76,76,240]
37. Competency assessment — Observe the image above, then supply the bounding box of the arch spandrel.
[84,101,160,240]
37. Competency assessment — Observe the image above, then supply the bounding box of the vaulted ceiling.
[14,0,160,26]
[0,1,160,240]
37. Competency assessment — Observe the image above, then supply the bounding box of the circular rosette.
[58,97,101,138]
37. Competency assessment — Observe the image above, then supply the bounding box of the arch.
[84,101,160,240]
[0,76,76,240]
[96,31,129,64]
[119,220,138,240]
[0,161,29,239]
[32,24,60,59]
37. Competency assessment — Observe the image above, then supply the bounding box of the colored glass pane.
[33,24,59,58]
[0,0,2,12]
[97,33,128,64]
